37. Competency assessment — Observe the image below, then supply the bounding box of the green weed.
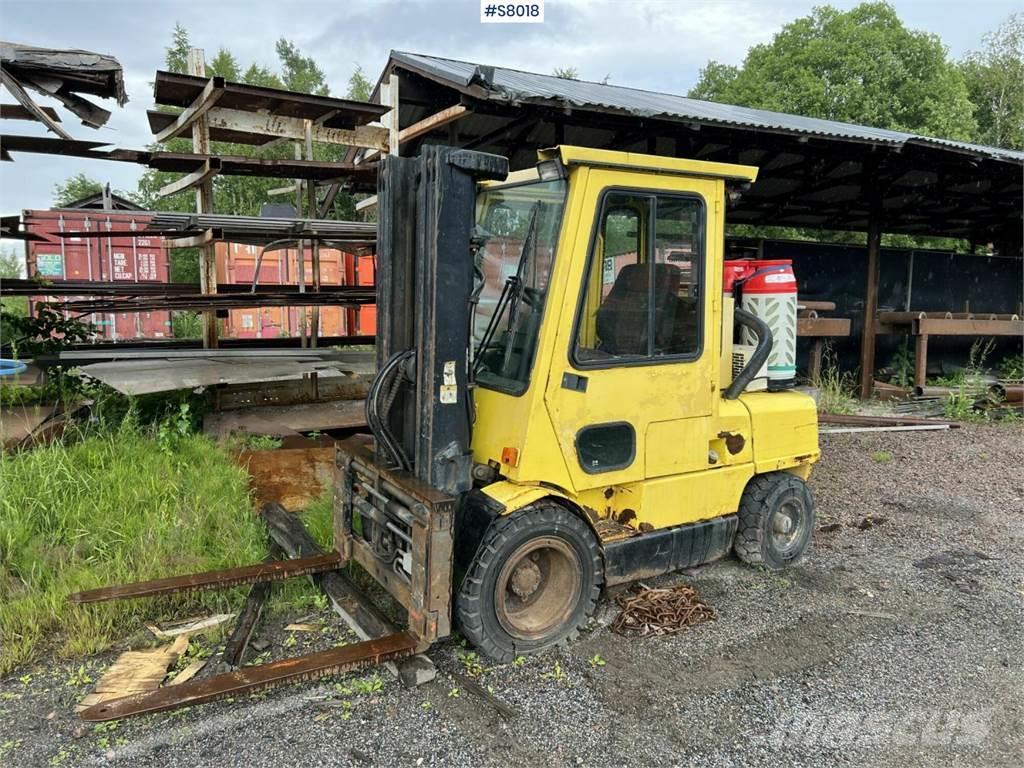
[353,674,383,695]
[887,341,915,388]
[541,660,569,684]
[457,650,485,678]
[243,434,283,451]
[941,339,996,423]
[1000,353,1024,381]
[814,344,857,414]
[870,451,893,464]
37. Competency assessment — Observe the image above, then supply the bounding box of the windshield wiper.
[472,203,540,376]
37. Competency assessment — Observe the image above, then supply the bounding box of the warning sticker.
[440,384,458,404]
[443,360,456,386]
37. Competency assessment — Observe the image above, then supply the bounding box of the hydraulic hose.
[724,307,773,400]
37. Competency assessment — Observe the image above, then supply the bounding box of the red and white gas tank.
[722,259,798,386]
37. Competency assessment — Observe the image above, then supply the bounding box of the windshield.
[472,178,567,394]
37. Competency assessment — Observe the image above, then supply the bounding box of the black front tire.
[734,472,816,570]
[456,502,602,662]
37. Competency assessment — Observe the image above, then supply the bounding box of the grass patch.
[0,418,269,675]
[813,345,858,414]
[870,450,893,464]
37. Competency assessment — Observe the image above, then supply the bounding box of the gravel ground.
[2,423,1022,768]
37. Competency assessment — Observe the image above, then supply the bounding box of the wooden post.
[293,141,307,348]
[305,119,321,347]
[187,49,218,349]
[914,334,928,387]
[383,74,400,156]
[858,203,882,399]
[809,338,824,383]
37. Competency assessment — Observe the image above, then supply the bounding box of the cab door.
[544,169,721,494]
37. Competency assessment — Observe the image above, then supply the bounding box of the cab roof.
[540,146,758,183]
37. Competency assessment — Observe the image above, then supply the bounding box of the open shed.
[367,51,1024,397]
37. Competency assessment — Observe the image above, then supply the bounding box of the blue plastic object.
[0,359,28,376]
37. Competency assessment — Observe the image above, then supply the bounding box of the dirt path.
[2,424,1022,767]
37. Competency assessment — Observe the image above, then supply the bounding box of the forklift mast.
[373,145,509,495]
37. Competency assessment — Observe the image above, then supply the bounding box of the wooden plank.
[915,318,1024,336]
[168,659,207,686]
[220,546,280,669]
[77,636,188,711]
[878,311,928,324]
[398,104,468,144]
[797,316,851,337]
[153,76,225,142]
[202,107,389,150]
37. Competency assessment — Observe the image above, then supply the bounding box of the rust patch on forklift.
[718,431,746,455]
[616,508,637,526]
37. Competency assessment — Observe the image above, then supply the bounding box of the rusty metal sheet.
[234,447,337,510]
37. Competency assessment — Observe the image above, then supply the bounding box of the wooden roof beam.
[202,107,389,150]
[397,104,469,144]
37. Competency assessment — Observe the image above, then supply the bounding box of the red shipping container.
[23,205,173,341]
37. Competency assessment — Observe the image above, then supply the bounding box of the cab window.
[574,191,704,365]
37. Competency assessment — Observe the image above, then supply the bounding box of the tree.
[347,64,372,101]
[0,246,28,343]
[688,2,976,140]
[276,38,329,95]
[552,66,579,80]
[208,48,241,81]
[960,14,1024,149]
[53,174,102,207]
[687,62,738,102]
[165,23,190,74]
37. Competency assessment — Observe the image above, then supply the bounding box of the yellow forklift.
[76,145,819,719]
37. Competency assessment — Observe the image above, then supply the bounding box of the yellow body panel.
[471,146,817,532]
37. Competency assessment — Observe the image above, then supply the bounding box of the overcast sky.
[0,0,1018,219]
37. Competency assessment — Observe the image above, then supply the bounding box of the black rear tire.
[455,502,602,662]
[734,472,816,570]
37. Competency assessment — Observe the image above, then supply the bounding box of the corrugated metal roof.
[390,51,1024,165]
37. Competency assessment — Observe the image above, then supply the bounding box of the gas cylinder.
[723,259,798,387]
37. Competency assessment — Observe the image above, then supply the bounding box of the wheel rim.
[495,537,581,641]
[770,497,806,557]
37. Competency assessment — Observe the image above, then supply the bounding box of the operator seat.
[595,262,681,356]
